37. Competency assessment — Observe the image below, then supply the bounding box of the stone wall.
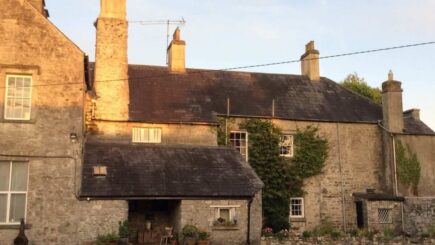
[179,195,262,245]
[264,236,435,245]
[0,1,128,244]
[0,157,128,245]
[365,200,402,233]
[403,197,435,236]
[396,135,435,196]
[226,118,384,232]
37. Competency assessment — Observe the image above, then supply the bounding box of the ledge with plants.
[178,224,211,245]
[212,217,238,230]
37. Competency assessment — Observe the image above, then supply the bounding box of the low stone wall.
[262,236,435,245]
[403,197,435,236]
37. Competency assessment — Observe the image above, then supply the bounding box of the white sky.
[46,0,435,129]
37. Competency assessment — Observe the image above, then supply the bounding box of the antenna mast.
[129,18,186,63]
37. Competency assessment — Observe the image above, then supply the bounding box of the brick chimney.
[94,0,130,121]
[167,28,186,73]
[382,70,404,133]
[28,0,49,17]
[300,41,320,81]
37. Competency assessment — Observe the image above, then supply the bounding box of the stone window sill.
[290,217,306,222]
[0,119,36,124]
[212,226,239,231]
[0,224,32,229]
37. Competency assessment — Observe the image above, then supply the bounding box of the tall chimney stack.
[382,70,404,133]
[167,28,186,73]
[300,41,320,81]
[94,0,130,121]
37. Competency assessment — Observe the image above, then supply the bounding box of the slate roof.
[403,111,435,135]
[88,63,434,135]
[80,142,264,198]
[125,65,383,123]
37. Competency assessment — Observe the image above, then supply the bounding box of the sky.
[46,0,435,129]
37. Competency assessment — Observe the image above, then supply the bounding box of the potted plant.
[181,224,198,245]
[197,230,210,245]
[96,232,119,245]
[118,220,129,244]
[171,233,179,245]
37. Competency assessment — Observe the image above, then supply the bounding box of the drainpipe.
[378,121,405,232]
[247,196,253,245]
[377,121,399,195]
[336,123,347,232]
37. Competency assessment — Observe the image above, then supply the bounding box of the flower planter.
[197,240,210,245]
[183,238,196,245]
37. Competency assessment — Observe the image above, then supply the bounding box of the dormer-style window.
[4,75,32,120]
[132,127,162,143]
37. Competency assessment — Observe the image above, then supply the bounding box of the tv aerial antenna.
[129,18,187,63]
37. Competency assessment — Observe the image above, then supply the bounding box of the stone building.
[1,0,435,244]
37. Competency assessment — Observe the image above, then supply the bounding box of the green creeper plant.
[395,140,421,195]
[237,119,328,231]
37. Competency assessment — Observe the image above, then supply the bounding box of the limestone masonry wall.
[0,1,127,244]
[180,195,262,245]
[228,118,384,232]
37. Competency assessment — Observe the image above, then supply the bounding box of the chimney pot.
[173,28,181,41]
[306,41,315,52]
[388,70,394,81]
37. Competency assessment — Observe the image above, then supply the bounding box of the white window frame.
[132,127,162,143]
[211,205,239,224]
[290,197,304,218]
[0,161,29,225]
[4,75,32,120]
[279,134,294,157]
[229,131,248,161]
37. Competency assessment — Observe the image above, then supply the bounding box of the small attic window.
[93,166,107,177]
[132,127,162,143]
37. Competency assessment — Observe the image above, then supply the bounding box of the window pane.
[23,78,31,87]
[16,77,23,87]
[11,162,28,191]
[8,76,16,86]
[23,87,31,98]
[0,194,7,223]
[219,209,230,221]
[5,99,14,119]
[7,85,15,97]
[15,86,24,98]
[0,162,10,191]
[9,194,26,223]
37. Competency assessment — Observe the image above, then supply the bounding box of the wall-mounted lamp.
[70,133,78,143]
